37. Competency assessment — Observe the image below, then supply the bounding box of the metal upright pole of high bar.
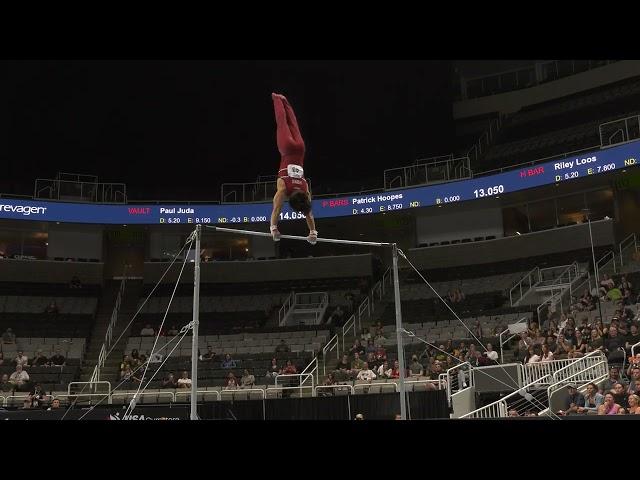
[190,224,201,420]
[392,243,407,420]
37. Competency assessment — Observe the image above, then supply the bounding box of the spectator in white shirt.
[140,324,155,336]
[357,363,377,381]
[9,364,29,388]
[540,344,554,362]
[377,360,391,378]
[485,343,499,362]
[177,370,192,389]
[525,345,542,364]
[13,350,28,368]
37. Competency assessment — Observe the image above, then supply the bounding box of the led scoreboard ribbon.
[0,141,638,225]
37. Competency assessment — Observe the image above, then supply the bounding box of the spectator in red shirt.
[282,360,297,375]
[390,360,401,379]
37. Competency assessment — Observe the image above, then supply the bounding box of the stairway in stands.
[79,280,143,384]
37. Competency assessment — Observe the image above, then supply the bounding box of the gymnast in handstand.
[269,93,317,244]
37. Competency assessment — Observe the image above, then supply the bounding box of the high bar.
[205,225,392,247]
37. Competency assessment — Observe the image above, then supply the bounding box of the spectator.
[558,384,585,415]
[282,360,297,375]
[628,356,640,378]
[177,371,191,389]
[225,372,238,390]
[0,373,13,392]
[365,352,378,371]
[2,327,15,344]
[130,349,140,368]
[21,398,32,410]
[598,393,623,415]
[628,367,640,396]
[374,322,386,341]
[240,369,255,389]
[429,360,444,381]
[374,343,387,363]
[349,340,365,358]
[627,394,640,414]
[44,301,59,314]
[121,365,141,383]
[361,327,372,343]
[13,350,28,368]
[221,354,237,369]
[9,364,29,389]
[517,333,534,360]
[540,344,554,362]
[390,360,401,379]
[351,352,366,374]
[275,339,290,354]
[602,367,625,392]
[119,355,131,372]
[167,325,179,336]
[524,345,541,364]
[604,326,626,363]
[377,360,391,379]
[140,324,155,336]
[485,343,499,362]
[626,324,640,351]
[29,383,47,408]
[354,413,364,420]
[69,276,82,288]
[335,354,352,380]
[318,373,337,396]
[408,355,424,376]
[162,373,177,388]
[31,350,48,367]
[570,330,588,358]
[611,382,629,409]
[507,409,519,417]
[47,398,61,411]
[49,347,66,366]
[588,329,603,351]
[356,362,377,381]
[599,274,615,296]
[553,334,572,360]
[202,346,216,362]
[328,305,344,326]
[364,339,376,356]
[578,382,604,414]
[266,358,281,379]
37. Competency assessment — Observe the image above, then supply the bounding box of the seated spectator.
[569,330,588,358]
[162,373,177,388]
[599,274,615,296]
[119,355,131,372]
[606,287,623,303]
[588,329,603,351]
[558,384,585,415]
[266,358,281,378]
[282,360,297,375]
[130,349,141,368]
[140,324,155,336]
[507,409,519,417]
[485,343,499,362]
[361,327,372,343]
[69,276,82,288]
[9,364,29,389]
[356,362,377,381]
[166,325,179,336]
[598,393,623,415]
[578,382,604,414]
[612,382,629,409]
[626,324,640,351]
[240,369,255,389]
[275,339,290,354]
[604,326,626,363]
[2,327,15,344]
[49,347,66,366]
[29,383,47,408]
[44,301,59,314]
[221,354,237,369]
[517,333,534,360]
[365,352,378,371]
[540,344,554,362]
[349,340,365,358]
[31,350,48,367]
[0,373,13,392]
[553,334,572,360]
[202,346,216,362]
[318,373,337,396]
[13,350,28,368]
[225,372,238,390]
[627,394,640,414]
[351,352,366,374]
[389,360,401,379]
[365,339,376,356]
[177,371,191,389]
[47,398,61,411]
[429,360,444,381]
[335,354,352,380]
[408,355,424,376]
[120,365,141,383]
[374,343,387,363]
[374,322,386,341]
[377,360,391,378]
[602,367,625,393]
[524,345,541,364]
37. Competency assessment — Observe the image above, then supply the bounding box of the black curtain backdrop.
[198,390,449,420]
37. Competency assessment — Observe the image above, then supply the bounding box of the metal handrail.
[174,389,221,402]
[68,381,112,395]
[3,394,54,407]
[357,297,370,331]
[550,350,606,383]
[219,388,265,400]
[596,251,617,282]
[275,373,314,397]
[322,334,339,376]
[315,384,355,396]
[619,233,638,268]
[499,316,528,363]
[354,381,399,393]
[342,314,356,353]
[632,340,640,358]
[460,374,552,419]
[509,267,540,306]
[278,291,295,327]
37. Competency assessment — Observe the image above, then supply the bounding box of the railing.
[551,350,607,384]
[275,373,315,398]
[111,391,176,404]
[357,297,370,331]
[522,351,607,386]
[542,361,609,416]
[174,390,221,402]
[322,334,339,376]
[619,233,639,268]
[341,315,356,353]
[301,357,319,386]
[460,374,552,419]
[34,178,127,204]
[599,114,640,148]
[68,381,112,396]
[596,251,617,281]
[315,384,355,396]
[278,291,295,327]
[466,116,503,165]
[382,267,392,296]
[91,273,127,382]
[443,362,472,406]
[353,381,399,394]
[509,267,540,306]
[384,155,471,190]
[220,388,266,401]
[3,394,54,407]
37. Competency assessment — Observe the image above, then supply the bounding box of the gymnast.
[269,93,317,244]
